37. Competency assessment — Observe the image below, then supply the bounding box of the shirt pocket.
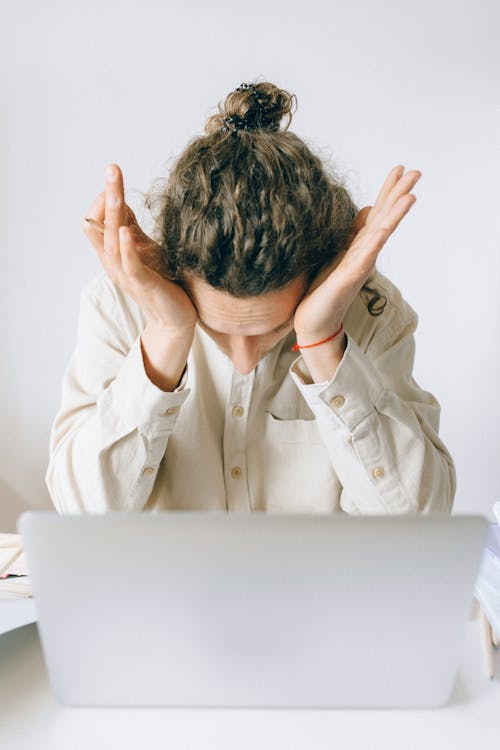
[253,412,341,513]
[264,411,324,443]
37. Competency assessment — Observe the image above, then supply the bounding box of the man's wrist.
[140,322,194,392]
[296,331,347,385]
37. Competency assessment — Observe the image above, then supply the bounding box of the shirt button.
[232,404,245,418]
[372,466,385,480]
[166,405,179,416]
[143,466,155,476]
[231,466,242,480]
[329,395,345,408]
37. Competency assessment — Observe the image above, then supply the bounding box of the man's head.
[144,80,386,372]
[147,80,358,297]
[183,273,308,374]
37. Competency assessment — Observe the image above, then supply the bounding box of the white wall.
[1,0,499,530]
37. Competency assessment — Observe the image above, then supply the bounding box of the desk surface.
[0,617,499,750]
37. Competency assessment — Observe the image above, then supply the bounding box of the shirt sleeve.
[288,315,456,514]
[45,285,191,514]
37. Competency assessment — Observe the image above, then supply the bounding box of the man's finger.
[348,206,372,243]
[120,226,153,286]
[104,164,127,259]
[82,193,105,232]
[385,170,421,212]
[83,197,134,235]
[84,192,105,222]
[84,218,105,234]
[125,204,138,225]
[332,194,416,281]
[81,193,106,252]
[371,165,405,213]
[379,193,417,235]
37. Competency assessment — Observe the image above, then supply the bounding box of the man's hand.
[83,163,197,337]
[292,165,421,383]
[83,163,197,391]
[293,164,421,343]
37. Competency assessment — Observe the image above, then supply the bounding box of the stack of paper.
[0,532,32,598]
[0,576,32,597]
[474,523,500,639]
[0,533,36,634]
[0,533,28,576]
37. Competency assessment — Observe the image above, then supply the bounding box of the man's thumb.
[347,205,372,245]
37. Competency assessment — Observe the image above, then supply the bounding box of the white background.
[0,0,499,529]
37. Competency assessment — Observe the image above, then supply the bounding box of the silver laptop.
[18,511,487,708]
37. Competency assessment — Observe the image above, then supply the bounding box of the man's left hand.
[293,165,422,347]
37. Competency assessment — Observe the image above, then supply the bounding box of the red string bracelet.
[291,323,344,353]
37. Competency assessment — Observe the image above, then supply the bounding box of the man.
[45,162,455,514]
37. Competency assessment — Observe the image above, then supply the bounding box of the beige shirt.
[45,270,456,515]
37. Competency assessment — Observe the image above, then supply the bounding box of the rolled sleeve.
[288,317,456,515]
[108,336,190,437]
[290,335,384,430]
[45,283,192,514]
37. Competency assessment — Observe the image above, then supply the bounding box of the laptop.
[18,511,487,708]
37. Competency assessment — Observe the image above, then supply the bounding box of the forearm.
[46,334,190,514]
[46,415,172,514]
[298,331,347,384]
[333,395,456,514]
[140,320,194,392]
[290,334,456,514]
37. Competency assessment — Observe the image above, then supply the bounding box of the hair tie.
[221,82,266,134]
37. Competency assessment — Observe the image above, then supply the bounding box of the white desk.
[0,615,499,750]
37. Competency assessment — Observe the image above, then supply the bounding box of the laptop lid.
[18,511,487,708]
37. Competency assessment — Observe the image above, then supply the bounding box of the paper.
[0,533,28,577]
[474,524,500,639]
[0,576,32,597]
[0,531,35,634]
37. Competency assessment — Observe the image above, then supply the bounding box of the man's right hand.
[83,163,198,391]
[83,163,197,336]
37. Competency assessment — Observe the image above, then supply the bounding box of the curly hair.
[145,80,387,315]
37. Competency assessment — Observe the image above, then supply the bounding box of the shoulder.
[79,271,147,344]
[344,269,419,354]
[81,270,124,308]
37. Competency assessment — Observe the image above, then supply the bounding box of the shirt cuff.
[105,336,190,435]
[289,334,385,432]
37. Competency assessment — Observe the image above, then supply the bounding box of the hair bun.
[205,81,296,136]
